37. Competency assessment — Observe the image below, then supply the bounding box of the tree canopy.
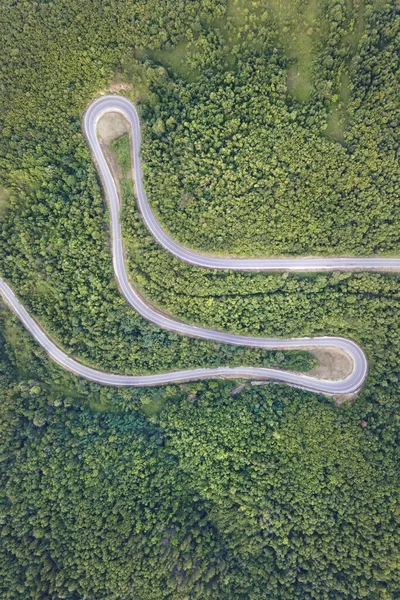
[1,0,400,597]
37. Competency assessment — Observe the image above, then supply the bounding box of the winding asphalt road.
[88,96,400,273]
[3,93,389,395]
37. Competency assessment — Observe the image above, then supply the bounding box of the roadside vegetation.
[1,0,400,598]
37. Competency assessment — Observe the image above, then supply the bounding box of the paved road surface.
[2,94,387,396]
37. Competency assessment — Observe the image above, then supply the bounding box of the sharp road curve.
[6,93,396,395]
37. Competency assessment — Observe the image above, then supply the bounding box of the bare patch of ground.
[109,81,133,94]
[97,112,131,182]
[306,347,354,381]
[97,111,129,145]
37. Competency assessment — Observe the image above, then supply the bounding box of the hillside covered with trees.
[136,0,400,256]
[1,0,400,598]
[1,309,400,599]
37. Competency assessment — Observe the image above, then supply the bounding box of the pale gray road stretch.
[6,92,397,395]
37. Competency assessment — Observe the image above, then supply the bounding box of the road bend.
[0,94,383,395]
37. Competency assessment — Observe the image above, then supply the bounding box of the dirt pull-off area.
[97,111,129,145]
[250,346,355,401]
[307,347,354,381]
[97,112,130,182]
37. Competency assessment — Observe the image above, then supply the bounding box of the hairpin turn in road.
[5,94,396,396]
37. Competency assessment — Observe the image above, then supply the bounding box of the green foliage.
[1,0,400,598]
[1,324,400,599]
[132,1,400,256]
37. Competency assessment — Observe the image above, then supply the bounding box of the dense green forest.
[135,0,400,256]
[1,0,400,597]
[1,310,400,599]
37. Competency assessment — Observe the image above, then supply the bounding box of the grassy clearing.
[225,0,379,112]
[267,0,319,102]
[287,67,312,103]
[226,0,248,25]
[324,1,365,142]
[224,0,322,102]
[150,0,260,79]
[150,32,226,81]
